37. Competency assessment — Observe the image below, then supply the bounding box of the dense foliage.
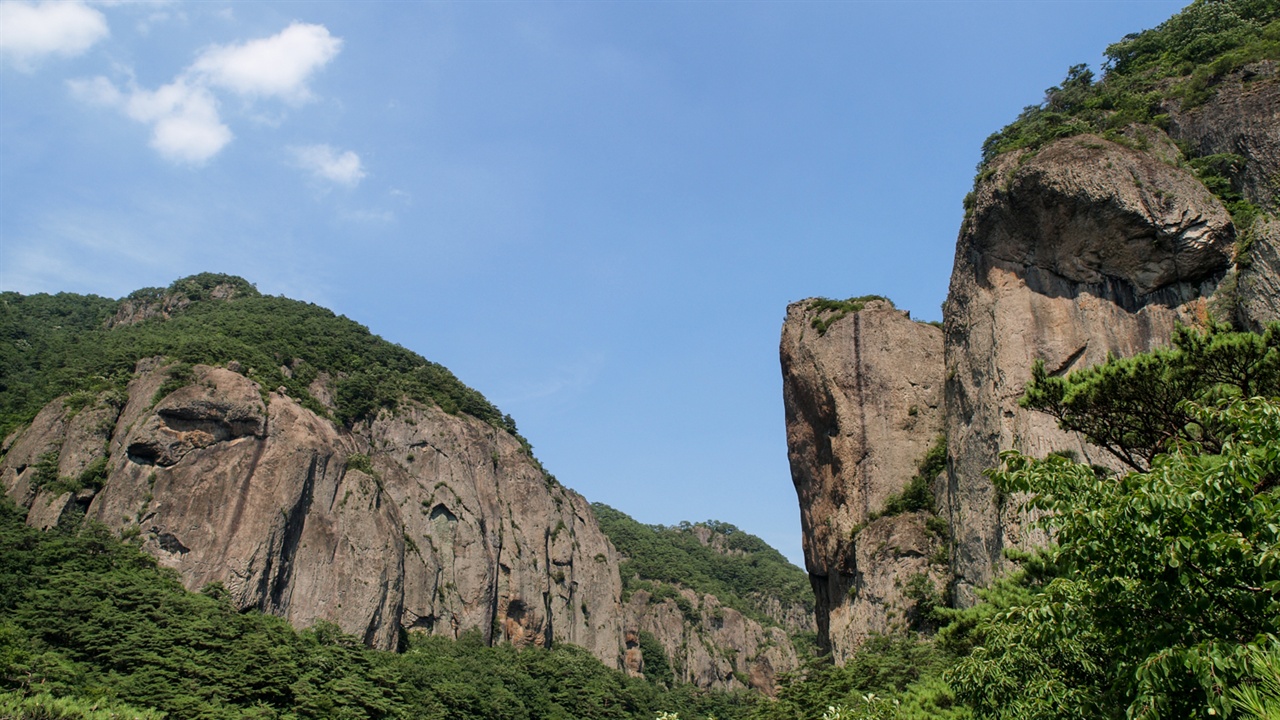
[0,274,517,440]
[978,0,1280,169]
[591,504,813,638]
[948,396,1280,719]
[751,635,969,720]
[941,323,1280,718]
[1022,322,1280,471]
[0,497,752,720]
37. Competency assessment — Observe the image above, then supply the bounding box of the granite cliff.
[0,275,811,692]
[780,298,947,662]
[2,355,624,660]
[947,59,1278,605]
[783,40,1279,656]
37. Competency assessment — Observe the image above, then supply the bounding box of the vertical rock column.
[781,299,945,661]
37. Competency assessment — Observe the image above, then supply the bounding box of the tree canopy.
[1021,322,1280,471]
[0,274,519,440]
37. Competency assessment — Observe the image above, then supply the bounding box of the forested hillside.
[0,495,753,720]
[0,273,518,441]
[593,503,813,638]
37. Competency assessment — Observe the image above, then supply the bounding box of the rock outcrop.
[946,66,1278,603]
[622,586,798,696]
[943,132,1237,602]
[1165,61,1280,329]
[783,64,1279,657]
[2,361,624,663]
[780,299,947,661]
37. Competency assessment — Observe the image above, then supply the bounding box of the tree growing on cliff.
[1020,322,1280,471]
[946,393,1280,718]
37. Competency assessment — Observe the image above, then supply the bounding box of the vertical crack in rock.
[266,454,318,612]
[781,299,944,661]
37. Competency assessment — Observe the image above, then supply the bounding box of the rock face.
[622,586,798,696]
[783,66,1279,656]
[945,66,1278,602]
[780,299,947,661]
[1165,62,1280,329]
[943,133,1237,603]
[1,361,624,663]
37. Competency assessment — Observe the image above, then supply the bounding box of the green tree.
[948,397,1280,719]
[1021,322,1280,471]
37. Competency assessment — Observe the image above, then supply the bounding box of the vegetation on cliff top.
[979,0,1280,170]
[591,504,814,639]
[806,296,893,337]
[0,273,517,441]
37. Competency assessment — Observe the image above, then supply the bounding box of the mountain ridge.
[0,273,805,694]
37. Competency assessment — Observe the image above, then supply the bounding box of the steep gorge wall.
[780,300,948,661]
[784,65,1279,657]
[1,361,625,663]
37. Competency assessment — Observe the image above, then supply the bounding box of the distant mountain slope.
[592,503,813,633]
[592,503,814,693]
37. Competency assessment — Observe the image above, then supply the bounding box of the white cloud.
[69,74,231,164]
[0,0,108,69]
[193,22,341,103]
[125,78,231,164]
[291,144,365,186]
[67,74,122,105]
[66,22,341,165]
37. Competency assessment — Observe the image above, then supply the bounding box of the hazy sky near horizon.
[1,0,1188,567]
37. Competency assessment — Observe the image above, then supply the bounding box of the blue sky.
[1,0,1188,567]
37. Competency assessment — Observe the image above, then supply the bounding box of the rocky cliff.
[948,62,1278,603]
[3,347,624,664]
[622,586,797,695]
[780,298,947,661]
[783,53,1279,656]
[945,131,1238,602]
[591,504,811,692]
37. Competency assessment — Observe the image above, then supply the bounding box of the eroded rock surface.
[623,586,797,695]
[780,299,946,660]
[2,362,624,663]
[1166,63,1280,328]
[943,134,1238,603]
[782,67,1278,660]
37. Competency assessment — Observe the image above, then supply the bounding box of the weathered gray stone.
[623,586,797,695]
[780,299,945,661]
[2,362,626,664]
